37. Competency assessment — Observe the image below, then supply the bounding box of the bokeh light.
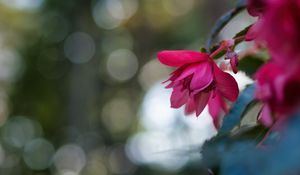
[126,82,217,171]
[102,98,134,134]
[83,149,108,175]
[106,49,138,81]
[0,0,44,11]
[64,32,96,64]
[92,0,138,30]
[2,116,43,149]
[53,144,86,174]
[0,49,22,82]
[23,138,55,170]
[138,59,170,90]
[140,83,177,130]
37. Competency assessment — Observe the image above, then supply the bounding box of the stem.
[206,5,246,52]
[210,45,226,58]
[234,35,245,43]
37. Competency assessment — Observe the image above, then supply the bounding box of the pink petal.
[166,66,186,82]
[258,105,273,127]
[273,75,287,102]
[157,50,210,67]
[174,64,199,82]
[194,92,210,116]
[213,64,239,101]
[247,0,266,17]
[170,87,189,108]
[208,91,227,128]
[190,62,214,90]
[184,98,196,115]
[245,22,261,41]
[255,83,272,100]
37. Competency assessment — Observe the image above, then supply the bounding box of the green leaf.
[233,25,252,46]
[230,124,268,141]
[238,55,264,77]
[219,84,256,134]
[233,25,252,39]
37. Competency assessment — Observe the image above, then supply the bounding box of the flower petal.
[214,64,239,101]
[175,64,199,82]
[194,92,210,116]
[258,105,273,127]
[184,98,195,115]
[157,50,209,67]
[190,62,214,90]
[170,86,189,108]
[245,22,261,41]
[247,0,266,17]
[208,91,227,128]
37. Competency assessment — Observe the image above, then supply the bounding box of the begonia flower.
[157,50,239,128]
[255,62,300,126]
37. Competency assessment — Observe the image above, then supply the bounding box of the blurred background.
[0,0,254,174]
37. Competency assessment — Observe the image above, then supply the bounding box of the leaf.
[219,84,256,134]
[233,25,252,39]
[220,112,300,175]
[202,111,300,175]
[230,124,268,141]
[238,55,264,77]
[201,125,266,169]
[206,2,246,51]
[233,25,252,46]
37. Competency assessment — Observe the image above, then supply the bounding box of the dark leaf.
[238,55,264,77]
[233,25,252,46]
[230,124,268,141]
[219,84,256,134]
[221,112,300,175]
[233,25,252,39]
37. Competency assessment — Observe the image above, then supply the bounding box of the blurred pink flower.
[255,62,300,126]
[247,0,300,64]
[258,0,300,63]
[247,0,266,17]
[245,0,266,41]
[157,50,239,128]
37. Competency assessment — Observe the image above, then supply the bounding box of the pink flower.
[157,50,239,128]
[213,39,239,74]
[260,0,300,62]
[245,0,267,41]
[247,0,300,64]
[247,0,266,17]
[255,62,300,126]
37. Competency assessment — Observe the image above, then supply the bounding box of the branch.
[206,1,246,52]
